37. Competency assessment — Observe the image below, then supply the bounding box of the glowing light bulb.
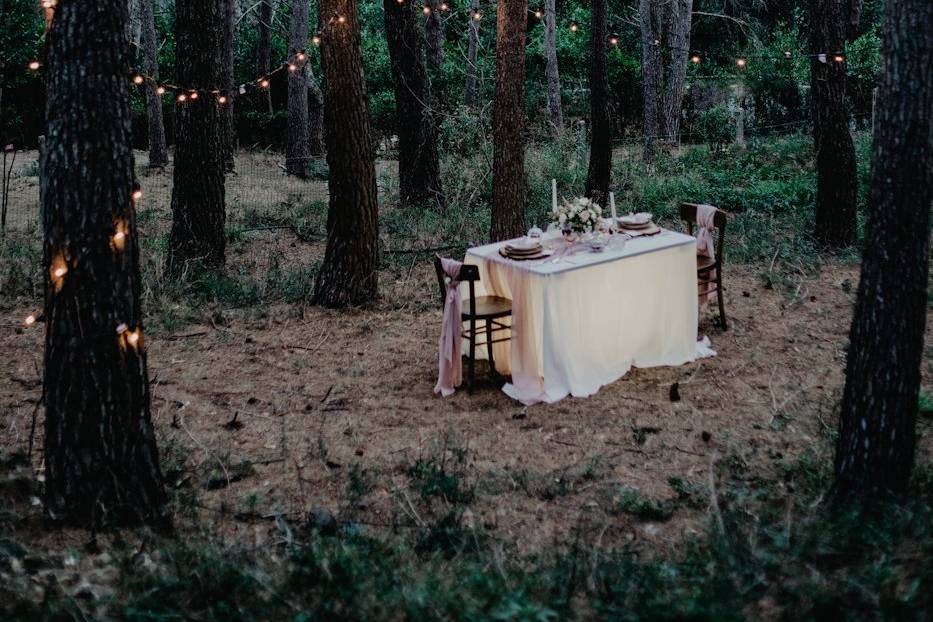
[337,15,346,23]
[156,86,166,95]
[609,35,619,46]
[422,6,430,15]
[472,10,481,20]
[217,95,228,105]
[260,79,270,89]
[534,10,542,19]
[127,330,140,348]
[133,75,144,85]
[132,185,143,202]
[297,52,306,61]
[691,54,701,64]
[24,314,36,326]
[177,93,187,102]
[833,54,845,63]
[112,219,127,251]
[288,63,297,71]
[189,91,198,100]
[28,60,41,71]
[570,21,579,32]
[736,57,747,68]
[312,34,321,46]
[41,0,56,8]
[440,2,448,9]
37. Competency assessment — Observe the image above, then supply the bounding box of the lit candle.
[609,192,617,221]
[551,179,558,213]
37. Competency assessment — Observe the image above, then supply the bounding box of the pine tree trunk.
[585,0,611,205]
[834,0,932,498]
[221,0,236,172]
[491,0,527,242]
[42,0,167,528]
[166,0,227,276]
[424,0,444,70]
[286,0,310,177]
[257,0,275,114]
[659,0,691,143]
[464,0,481,107]
[383,0,443,209]
[639,0,661,163]
[140,0,168,167]
[543,0,563,138]
[308,72,325,156]
[810,0,858,247]
[312,0,378,307]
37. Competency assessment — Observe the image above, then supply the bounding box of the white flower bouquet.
[551,196,603,235]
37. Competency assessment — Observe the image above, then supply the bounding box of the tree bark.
[543,0,563,138]
[286,0,310,177]
[221,0,236,172]
[166,0,227,276]
[383,0,443,209]
[257,0,275,114]
[659,0,692,143]
[491,0,527,242]
[424,0,444,70]
[585,0,611,205]
[42,0,167,528]
[834,0,932,498]
[639,0,661,163]
[464,0,481,107]
[308,71,325,156]
[810,0,858,247]
[140,0,168,167]
[312,0,378,307]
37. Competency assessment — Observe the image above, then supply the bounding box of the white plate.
[508,237,541,251]
[619,212,653,226]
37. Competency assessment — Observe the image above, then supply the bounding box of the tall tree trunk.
[42,0,167,528]
[140,0,168,167]
[312,0,378,307]
[585,0,610,205]
[424,0,444,70]
[659,0,691,142]
[166,0,227,276]
[834,0,932,498]
[639,0,661,163]
[257,0,275,114]
[543,0,562,138]
[308,71,325,156]
[383,0,443,209]
[810,0,858,247]
[846,0,862,41]
[491,0,527,241]
[286,0,310,177]
[464,0,481,107]
[222,0,236,172]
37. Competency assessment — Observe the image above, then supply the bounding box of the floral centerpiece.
[551,197,603,235]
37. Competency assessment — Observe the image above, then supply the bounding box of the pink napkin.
[434,258,463,396]
[696,204,717,305]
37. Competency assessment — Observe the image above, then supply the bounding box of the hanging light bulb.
[133,75,144,85]
[177,93,187,102]
[260,78,270,89]
[27,60,41,71]
[534,9,542,19]
[312,33,322,46]
[608,34,619,46]
[288,63,297,72]
[132,182,143,202]
[156,86,166,95]
[736,57,747,68]
[690,54,701,64]
[337,15,346,23]
[297,51,307,62]
[440,2,449,10]
[41,0,57,8]
[50,253,67,292]
[472,9,481,20]
[189,91,199,100]
[24,314,36,327]
[422,5,431,15]
[126,328,142,349]
[217,94,228,105]
[569,21,579,32]
[833,53,845,63]
[111,218,128,252]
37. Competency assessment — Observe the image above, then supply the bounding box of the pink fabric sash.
[696,204,717,305]
[434,258,463,396]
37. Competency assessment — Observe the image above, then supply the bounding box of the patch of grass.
[406,458,474,505]
[612,486,674,521]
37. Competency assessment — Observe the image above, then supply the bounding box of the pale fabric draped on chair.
[695,203,718,305]
[434,258,463,396]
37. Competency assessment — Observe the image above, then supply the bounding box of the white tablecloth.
[464,230,700,404]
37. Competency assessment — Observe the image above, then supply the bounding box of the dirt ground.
[1,151,931,556]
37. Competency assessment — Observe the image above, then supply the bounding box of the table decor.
[551,196,603,236]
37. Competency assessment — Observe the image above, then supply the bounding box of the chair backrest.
[434,255,478,314]
[680,202,728,265]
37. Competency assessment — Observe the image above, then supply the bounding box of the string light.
[28,60,41,71]
[156,86,166,95]
[189,91,198,100]
[440,2,449,10]
[833,53,845,63]
[50,253,67,292]
[41,0,56,7]
[111,218,128,252]
[297,51,307,62]
[337,15,346,23]
[472,9,481,20]
[133,75,144,85]
[126,328,142,349]
[24,314,36,327]
[132,182,142,202]
[259,79,270,89]
[288,63,297,72]
[312,33,321,46]
[736,57,747,68]
[608,34,619,46]
[177,93,187,102]
[534,9,542,19]
[691,54,701,63]
[217,94,228,105]
[422,5,431,15]
[570,21,579,32]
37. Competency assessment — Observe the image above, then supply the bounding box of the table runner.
[464,230,700,404]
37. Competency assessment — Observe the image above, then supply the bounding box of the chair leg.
[716,270,727,330]
[467,318,476,393]
[486,320,499,378]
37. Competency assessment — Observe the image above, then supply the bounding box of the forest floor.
[1,149,931,558]
[1,146,932,620]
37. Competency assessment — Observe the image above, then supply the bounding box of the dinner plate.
[618,212,653,227]
[507,238,541,251]
[499,247,554,261]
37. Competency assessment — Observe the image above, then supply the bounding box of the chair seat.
[697,255,718,272]
[463,295,512,319]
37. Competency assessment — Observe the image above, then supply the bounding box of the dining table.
[463,227,705,404]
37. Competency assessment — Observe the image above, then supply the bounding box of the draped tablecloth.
[464,230,700,404]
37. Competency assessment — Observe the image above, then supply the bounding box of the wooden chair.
[434,255,512,392]
[680,203,728,330]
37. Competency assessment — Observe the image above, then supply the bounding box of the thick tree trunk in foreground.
[659,0,692,142]
[810,0,858,247]
[543,0,563,138]
[383,0,443,209]
[166,0,227,276]
[834,0,932,498]
[222,0,236,171]
[639,0,661,163]
[308,72,325,156]
[585,0,611,205]
[43,0,166,528]
[464,0,481,107]
[140,0,168,167]
[312,0,378,307]
[257,0,275,114]
[424,0,444,70]
[491,0,527,241]
[286,0,310,177]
